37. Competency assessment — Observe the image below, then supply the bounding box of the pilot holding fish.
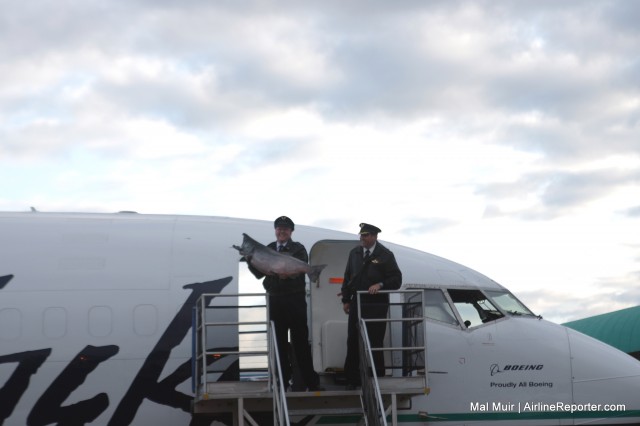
[236,216,322,391]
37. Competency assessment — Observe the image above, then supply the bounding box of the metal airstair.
[192,290,428,426]
[357,290,429,426]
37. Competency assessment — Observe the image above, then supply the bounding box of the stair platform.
[193,376,428,415]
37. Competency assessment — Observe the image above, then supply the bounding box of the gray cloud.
[603,1,640,35]
[521,270,640,323]
[3,0,638,156]
[480,168,640,220]
[1,0,638,227]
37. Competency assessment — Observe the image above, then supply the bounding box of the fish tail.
[307,264,327,283]
[232,245,249,259]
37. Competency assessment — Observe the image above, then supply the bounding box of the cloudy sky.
[1,0,639,323]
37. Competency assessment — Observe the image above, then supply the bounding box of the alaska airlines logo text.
[490,363,544,376]
[0,276,237,426]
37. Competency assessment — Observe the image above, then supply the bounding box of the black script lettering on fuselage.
[27,345,119,426]
[0,274,13,290]
[0,349,51,423]
[0,276,235,426]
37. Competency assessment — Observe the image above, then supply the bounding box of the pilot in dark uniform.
[340,223,402,389]
[248,216,320,391]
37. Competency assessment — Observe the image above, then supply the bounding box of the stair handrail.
[193,292,271,399]
[356,289,428,425]
[358,316,388,426]
[268,320,291,426]
[356,290,427,380]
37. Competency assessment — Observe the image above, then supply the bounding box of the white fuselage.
[0,212,638,425]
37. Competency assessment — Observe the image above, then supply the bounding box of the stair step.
[289,408,364,416]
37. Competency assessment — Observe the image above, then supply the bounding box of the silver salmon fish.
[233,233,327,282]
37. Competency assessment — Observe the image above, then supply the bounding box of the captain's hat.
[274,216,295,230]
[359,223,381,235]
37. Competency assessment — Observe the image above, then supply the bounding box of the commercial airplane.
[1,211,639,425]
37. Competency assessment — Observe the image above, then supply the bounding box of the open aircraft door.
[308,240,359,374]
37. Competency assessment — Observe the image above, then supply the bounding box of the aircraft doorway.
[308,240,360,373]
[237,260,269,375]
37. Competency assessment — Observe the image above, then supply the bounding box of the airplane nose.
[568,329,640,417]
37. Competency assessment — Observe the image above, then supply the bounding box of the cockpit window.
[447,289,504,328]
[423,289,459,326]
[485,290,535,317]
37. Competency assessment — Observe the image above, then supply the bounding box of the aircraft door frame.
[308,240,360,373]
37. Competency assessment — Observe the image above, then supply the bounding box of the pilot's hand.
[368,283,383,294]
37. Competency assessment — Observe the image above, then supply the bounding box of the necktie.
[364,249,371,261]
[278,245,284,252]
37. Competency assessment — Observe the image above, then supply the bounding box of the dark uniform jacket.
[249,240,308,295]
[341,242,402,304]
